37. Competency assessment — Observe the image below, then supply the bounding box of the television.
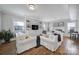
[32,25,39,30]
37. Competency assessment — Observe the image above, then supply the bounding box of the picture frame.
[58,22,64,27]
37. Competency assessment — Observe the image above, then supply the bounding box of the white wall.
[77,19,79,32]
[0,12,2,31]
[1,13,25,32]
[42,22,53,31]
[2,13,13,31]
[42,22,48,31]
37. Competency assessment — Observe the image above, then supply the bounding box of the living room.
[0,4,79,55]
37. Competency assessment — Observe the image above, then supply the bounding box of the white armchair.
[40,32,63,52]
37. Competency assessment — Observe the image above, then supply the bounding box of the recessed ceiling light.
[27,4,36,10]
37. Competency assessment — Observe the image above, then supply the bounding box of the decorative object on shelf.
[26,20,30,22]
[53,22,59,27]
[53,22,64,27]
[40,22,42,24]
[58,22,64,27]
[26,20,31,30]
[27,25,30,28]
[42,30,47,34]
[25,36,29,39]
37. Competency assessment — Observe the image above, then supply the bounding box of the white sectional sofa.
[16,31,63,54]
[16,35,37,54]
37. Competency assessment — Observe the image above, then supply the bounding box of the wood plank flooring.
[0,41,16,55]
[0,36,79,55]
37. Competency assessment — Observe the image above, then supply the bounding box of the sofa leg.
[35,45,41,48]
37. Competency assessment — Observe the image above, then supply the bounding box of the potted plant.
[3,30,14,43]
[0,32,4,44]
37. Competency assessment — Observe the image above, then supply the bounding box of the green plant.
[0,32,4,40]
[3,30,14,43]
[0,30,14,43]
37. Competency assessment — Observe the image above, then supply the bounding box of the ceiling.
[0,4,79,22]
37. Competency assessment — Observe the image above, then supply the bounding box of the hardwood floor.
[0,41,16,55]
[0,36,79,55]
[20,46,55,55]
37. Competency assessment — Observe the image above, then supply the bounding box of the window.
[67,22,76,32]
[13,21,25,34]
